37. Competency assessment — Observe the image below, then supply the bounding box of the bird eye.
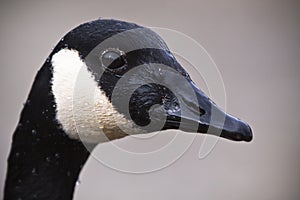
[100,48,127,72]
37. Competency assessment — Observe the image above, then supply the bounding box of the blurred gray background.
[0,0,299,199]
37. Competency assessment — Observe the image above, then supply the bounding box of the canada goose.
[4,19,252,200]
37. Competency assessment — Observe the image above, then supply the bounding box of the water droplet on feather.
[46,157,51,162]
[31,129,37,135]
[31,168,37,175]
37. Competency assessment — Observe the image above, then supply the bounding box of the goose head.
[50,19,252,143]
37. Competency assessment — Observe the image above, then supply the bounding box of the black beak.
[163,81,253,142]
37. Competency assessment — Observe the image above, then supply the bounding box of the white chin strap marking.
[51,48,140,143]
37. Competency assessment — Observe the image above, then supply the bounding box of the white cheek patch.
[51,48,141,143]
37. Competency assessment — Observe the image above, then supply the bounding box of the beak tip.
[219,118,253,142]
[243,124,253,142]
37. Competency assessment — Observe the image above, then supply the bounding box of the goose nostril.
[199,107,206,116]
